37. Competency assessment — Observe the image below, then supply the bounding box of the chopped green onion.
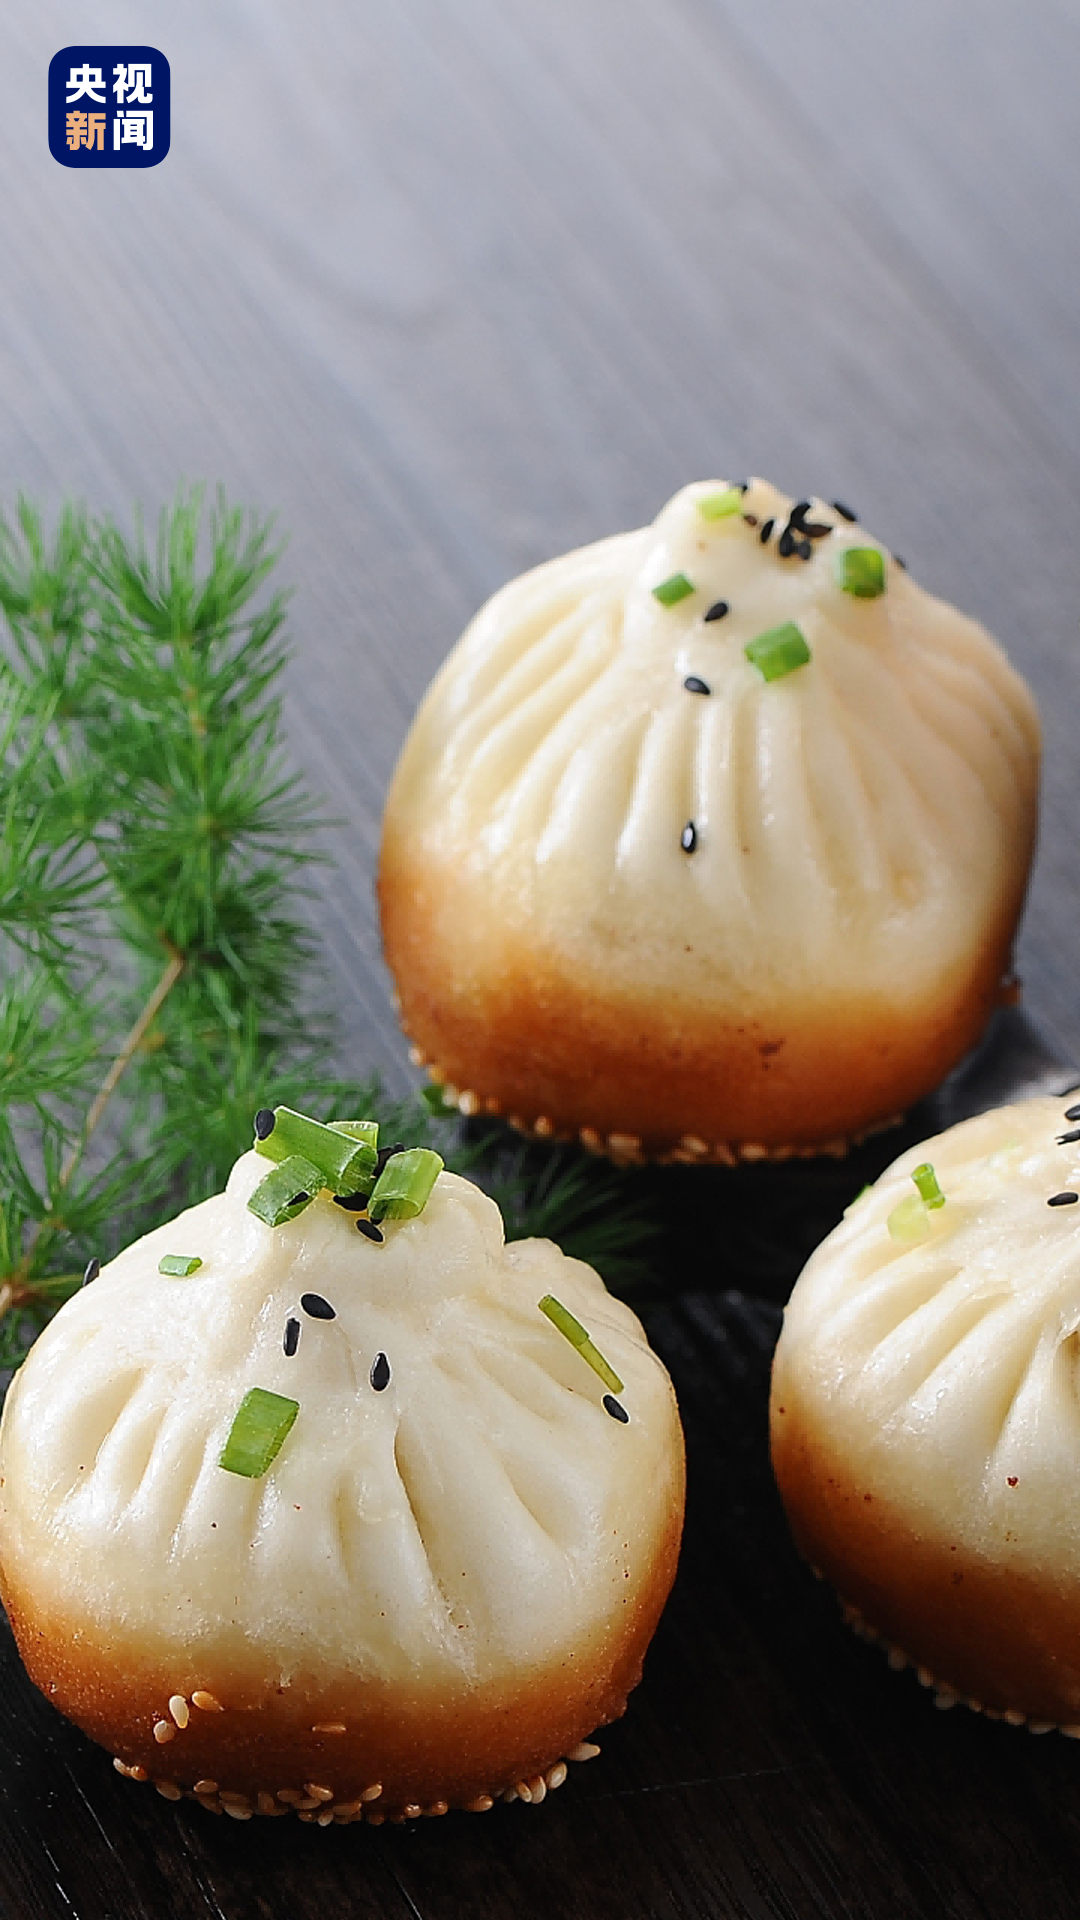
[247,1153,323,1227]
[538,1294,624,1395]
[837,546,886,599]
[158,1254,202,1277]
[744,622,811,682]
[219,1388,299,1479]
[421,1083,458,1118]
[652,572,695,607]
[697,488,743,522]
[328,1119,380,1149]
[911,1162,946,1209]
[367,1146,444,1223]
[254,1106,377,1194]
[887,1193,932,1245]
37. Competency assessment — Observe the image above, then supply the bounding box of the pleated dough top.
[0,1156,683,1688]
[773,1094,1080,1571]
[388,479,1038,1004]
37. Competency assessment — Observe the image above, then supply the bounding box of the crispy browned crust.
[378,837,1024,1163]
[770,1389,1080,1725]
[1,1473,684,1819]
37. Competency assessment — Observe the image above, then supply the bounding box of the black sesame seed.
[736,481,749,492]
[803,521,832,539]
[1057,1130,1080,1145]
[832,501,858,522]
[333,1191,369,1211]
[603,1394,629,1423]
[797,539,813,560]
[357,1218,384,1243]
[291,1191,310,1207]
[703,600,729,622]
[82,1257,100,1288]
[1065,1105,1080,1121]
[1048,1192,1079,1207]
[370,1352,391,1392]
[777,528,795,558]
[759,518,775,544]
[374,1143,406,1178]
[254,1108,276,1140]
[683,675,711,696]
[301,1292,336,1320]
[892,554,908,570]
[681,821,698,854]
[284,1316,301,1355]
[789,500,812,526]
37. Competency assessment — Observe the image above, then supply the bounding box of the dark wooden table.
[5,2,1080,1913]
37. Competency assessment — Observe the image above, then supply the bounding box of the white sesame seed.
[466,1794,494,1812]
[191,1690,223,1712]
[257,1793,277,1814]
[426,1801,449,1817]
[526,1776,546,1804]
[223,1803,253,1821]
[219,1792,251,1807]
[533,1116,552,1137]
[155,1781,183,1801]
[607,1133,641,1158]
[317,1810,335,1827]
[297,1811,317,1823]
[502,1787,518,1803]
[679,1136,709,1156]
[1029,1721,1055,1735]
[514,1781,531,1802]
[304,1783,334,1802]
[886,1647,907,1671]
[545,1763,567,1791]
[566,1742,600,1763]
[153,1722,175,1744]
[401,1804,422,1820]
[113,1758,131,1777]
[194,1779,219,1795]
[277,1788,303,1803]
[311,1723,346,1734]
[168,1694,189,1728]
[360,1783,383,1802]
[934,1692,959,1711]
[294,1796,322,1811]
[1004,1709,1026,1726]
[917,1667,934,1688]
[129,1766,148,1782]
[457,1090,479,1117]
[331,1799,363,1817]
[408,1046,425,1066]
[365,1812,386,1826]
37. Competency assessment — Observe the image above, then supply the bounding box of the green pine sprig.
[0,488,655,1381]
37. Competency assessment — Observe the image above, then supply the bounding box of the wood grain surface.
[4,3,1080,1914]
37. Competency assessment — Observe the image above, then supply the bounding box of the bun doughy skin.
[771,1096,1080,1725]
[379,481,1039,1163]
[0,1158,684,1817]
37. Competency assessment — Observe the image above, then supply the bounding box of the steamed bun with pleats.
[0,1124,684,1823]
[771,1092,1080,1729]
[379,480,1039,1163]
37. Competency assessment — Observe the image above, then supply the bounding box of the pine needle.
[0,489,656,1382]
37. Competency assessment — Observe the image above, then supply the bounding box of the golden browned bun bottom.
[771,1404,1080,1728]
[3,1504,680,1820]
[380,845,1021,1164]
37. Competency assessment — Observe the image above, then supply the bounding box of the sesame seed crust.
[133,1737,597,1824]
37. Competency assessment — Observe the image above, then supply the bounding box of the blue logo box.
[49,47,169,168]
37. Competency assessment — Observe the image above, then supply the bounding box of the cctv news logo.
[48,47,170,168]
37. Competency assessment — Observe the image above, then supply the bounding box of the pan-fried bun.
[379,480,1039,1164]
[0,1152,684,1820]
[771,1094,1080,1728]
